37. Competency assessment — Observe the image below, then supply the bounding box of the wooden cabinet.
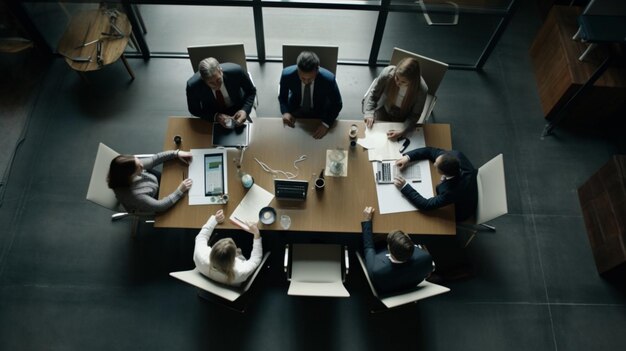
[578,155,626,275]
[529,6,626,124]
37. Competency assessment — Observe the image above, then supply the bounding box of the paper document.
[373,160,434,214]
[362,123,427,161]
[229,184,274,230]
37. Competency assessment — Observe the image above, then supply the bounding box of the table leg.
[120,54,135,81]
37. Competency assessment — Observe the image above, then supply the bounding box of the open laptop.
[212,123,250,147]
[375,160,422,184]
[274,179,308,201]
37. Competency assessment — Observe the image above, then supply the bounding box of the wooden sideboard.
[529,6,626,125]
[578,155,626,275]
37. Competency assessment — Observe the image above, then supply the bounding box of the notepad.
[229,184,274,230]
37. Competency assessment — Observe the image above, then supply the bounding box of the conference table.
[156,117,455,235]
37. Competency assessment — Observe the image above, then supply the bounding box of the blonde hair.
[385,58,421,115]
[209,238,237,283]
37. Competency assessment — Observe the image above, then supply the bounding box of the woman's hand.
[246,223,261,239]
[178,151,192,164]
[177,178,193,192]
[214,209,225,224]
[364,117,374,129]
[386,130,402,140]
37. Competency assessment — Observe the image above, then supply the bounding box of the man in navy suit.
[186,58,256,127]
[278,51,343,139]
[394,147,478,222]
[361,206,434,295]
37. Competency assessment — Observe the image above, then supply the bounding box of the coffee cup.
[315,177,325,190]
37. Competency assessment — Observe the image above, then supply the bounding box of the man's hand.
[216,113,231,128]
[393,175,406,189]
[395,155,410,170]
[387,130,402,140]
[363,206,375,221]
[282,113,295,128]
[364,117,374,129]
[233,110,248,125]
[214,209,225,224]
[313,123,329,139]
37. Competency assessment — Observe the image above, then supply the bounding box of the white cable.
[254,155,307,179]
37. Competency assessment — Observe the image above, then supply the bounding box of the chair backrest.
[169,252,270,302]
[287,244,349,297]
[476,154,508,225]
[390,47,448,95]
[282,45,339,76]
[583,0,626,15]
[355,252,449,309]
[187,43,248,73]
[86,142,120,211]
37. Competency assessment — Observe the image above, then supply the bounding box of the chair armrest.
[283,244,291,280]
[343,246,349,281]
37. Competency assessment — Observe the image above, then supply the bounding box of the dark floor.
[1,1,626,351]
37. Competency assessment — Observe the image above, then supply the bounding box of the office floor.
[1,2,626,351]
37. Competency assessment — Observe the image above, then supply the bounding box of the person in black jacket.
[361,206,434,295]
[394,146,478,222]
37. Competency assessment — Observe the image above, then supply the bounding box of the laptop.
[274,179,308,201]
[375,160,422,184]
[212,123,250,147]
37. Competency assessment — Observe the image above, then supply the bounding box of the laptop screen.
[204,153,225,196]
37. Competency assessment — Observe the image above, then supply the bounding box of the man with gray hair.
[186,57,256,127]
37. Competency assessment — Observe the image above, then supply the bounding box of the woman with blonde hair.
[193,210,263,286]
[363,57,428,139]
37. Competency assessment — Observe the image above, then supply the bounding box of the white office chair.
[284,244,350,297]
[462,154,508,246]
[85,142,154,236]
[282,44,339,76]
[391,47,448,124]
[187,43,258,117]
[416,1,459,26]
[355,252,449,312]
[170,252,270,313]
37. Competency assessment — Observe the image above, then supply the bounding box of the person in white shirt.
[193,210,263,286]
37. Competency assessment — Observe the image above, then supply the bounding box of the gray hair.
[198,57,221,80]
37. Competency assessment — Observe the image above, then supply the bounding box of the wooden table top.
[57,9,131,72]
[155,117,455,235]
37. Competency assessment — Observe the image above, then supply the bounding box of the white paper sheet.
[373,160,434,214]
[363,123,427,161]
[229,184,274,230]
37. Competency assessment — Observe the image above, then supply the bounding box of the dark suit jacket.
[362,221,433,296]
[400,147,478,222]
[186,62,256,122]
[278,65,343,126]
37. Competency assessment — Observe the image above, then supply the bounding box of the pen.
[412,180,421,183]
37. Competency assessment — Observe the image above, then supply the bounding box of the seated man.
[278,51,343,139]
[186,57,256,127]
[361,206,434,295]
[394,146,478,222]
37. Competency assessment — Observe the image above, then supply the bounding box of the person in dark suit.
[394,147,478,222]
[186,58,256,127]
[278,51,343,139]
[361,206,434,295]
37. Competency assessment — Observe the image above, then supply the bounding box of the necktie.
[215,89,226,110]
[302,83,311,112]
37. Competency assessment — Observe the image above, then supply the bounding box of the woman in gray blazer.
[363,58,428,139]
